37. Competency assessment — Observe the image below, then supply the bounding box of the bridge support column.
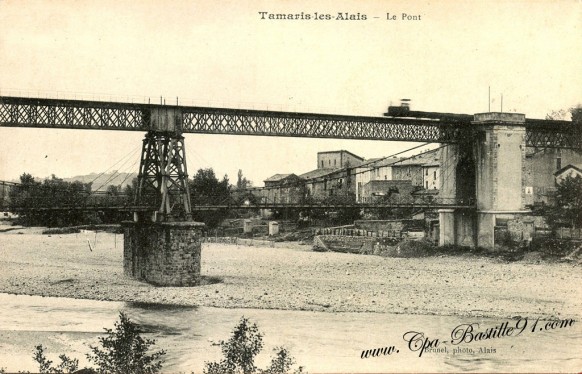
[473,112,527,250]
[438,209,476,247]
[135,130,192,222]
[438,144,477,247]
[125,109,206,286]
[123,221,204,286]
[438,209,455,245]
[438,112,528,250]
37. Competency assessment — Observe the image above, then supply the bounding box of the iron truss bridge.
[1,96,580,148]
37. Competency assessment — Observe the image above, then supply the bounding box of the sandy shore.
[0,226,580,320]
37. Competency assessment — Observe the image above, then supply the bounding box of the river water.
[0,293,580,373]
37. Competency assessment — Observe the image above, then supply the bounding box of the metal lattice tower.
[135,132,192,221]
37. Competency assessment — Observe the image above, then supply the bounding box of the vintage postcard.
[0,0,580,373]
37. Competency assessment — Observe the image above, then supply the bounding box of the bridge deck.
[1,96,579,148]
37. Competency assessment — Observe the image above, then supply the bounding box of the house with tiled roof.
[555,164,582,184]
[355,157,403,202]
[360,180,418,204]
[251,173,305,205]
[263,173,303,187]
[392,149,439,187]
[300,167,356,201]
[317,150,364,169]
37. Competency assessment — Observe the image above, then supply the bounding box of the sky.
[0,0,580,186]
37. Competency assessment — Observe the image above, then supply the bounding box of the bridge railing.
[7,194,475,211]
[8,193,134,210]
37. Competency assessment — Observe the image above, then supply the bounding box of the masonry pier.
[123,221,204,286]
[125,107,205,286]
[439,112,529,249]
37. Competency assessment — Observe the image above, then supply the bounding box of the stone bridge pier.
[439,112,527,250]
[123,221,204,286]
[124,107,205,286]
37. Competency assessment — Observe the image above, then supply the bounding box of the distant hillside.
[63,172,137,192]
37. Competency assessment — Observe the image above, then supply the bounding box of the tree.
[27,313,165,374]
[263,347,305,374]
[124,177,139,204]
[545,109,568,120]
[321,194,360,225]
[8,173,40,210]
[236,169,253,190]
[571,105,582,142]
[204,317,305,374]
[86,312,166,374]
[8,173,94,226]
[190,168,230,205]
[546,104,582,126]
[204,317,264,374]
[546,175,582,229]
[106,185,122,196]
[189,168,231,228]
[32,345,79,373]
[570,104,582,124]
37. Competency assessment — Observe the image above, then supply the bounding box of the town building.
[317,150,364,169]
[301,168,356,201]
[355,157,403,202]
[247,146,580,211]
[259,173,305,204]
[359,180,417,203]
[391,149,439,187]
[524,148,582,206]
[422,161,440,190]
[555,164,582,184]
[355,148,440,202]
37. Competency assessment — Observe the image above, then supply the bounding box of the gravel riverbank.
[0,226,580,320]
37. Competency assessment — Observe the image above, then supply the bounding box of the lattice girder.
[0,96,580,149]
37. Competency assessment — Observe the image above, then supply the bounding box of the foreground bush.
[204,317,305,374]
[86,312,166,374]
[530,238,580,257]
[27,312,165,374]
[32,345,79,373]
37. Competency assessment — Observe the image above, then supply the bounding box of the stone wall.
[313,235,400,256]
[123,221,205,286]
[354,219,405,234]
[313,235,377,254]
[496,214,548,244]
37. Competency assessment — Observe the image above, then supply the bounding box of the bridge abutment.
[123,221,204,286]
[473,113,527,249]
[439,112,528,250]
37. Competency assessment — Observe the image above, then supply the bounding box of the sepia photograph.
[0,0,581,372]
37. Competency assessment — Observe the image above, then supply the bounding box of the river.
[0,293,580,373]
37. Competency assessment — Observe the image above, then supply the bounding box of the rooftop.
[317,150,364,161]
[299,168,340,180]
[554,164,582,176]
[264,173,299,183]
[392,148,439,166]
[371,157,404,167]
